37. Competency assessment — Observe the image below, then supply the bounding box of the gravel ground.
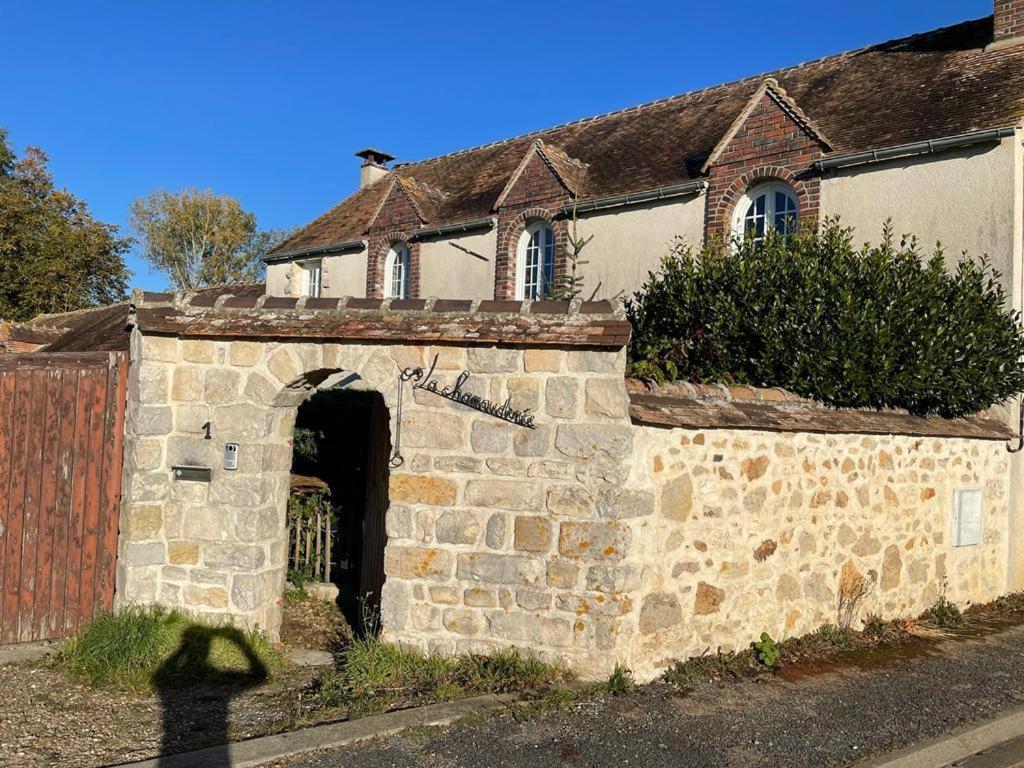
[0,661,319,768]
[276,624,1024,768]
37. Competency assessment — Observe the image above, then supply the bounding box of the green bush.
[752,632,780,667]
[60,605,282,690]
[626,220,1024,417]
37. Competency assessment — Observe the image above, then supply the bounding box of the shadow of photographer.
[153,625,268,767]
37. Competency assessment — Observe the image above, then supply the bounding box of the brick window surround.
[367,234,421,299]
[706,165,819,242]
[495,208,569,300]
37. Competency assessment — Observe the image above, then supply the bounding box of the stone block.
[131,406,173,436]
[485,514,507,549]
[506,378,540,412]
[235,506,281,543]
[384,546,452,579]
[585,564,644,593]
[131,439,164,472]
[210,475,264,506]
[171,368,203,402]
[138,363,169,403]
[486,458,528,476]
[471,420,512,453]
[555,424,632,462]
[229,341,261,367]
[547,559,580,589]
[381,580,411,631]
[124,540,166,566]
[567,350,622,374]
[694,581,725,615]
[433,456,482,474]
[456,553,544,586]
[556,592,631,617]
[243,372,279,405]
[661,473,693,521]
[464,587,498,607]
[403,412,466,450]
[639,592,682,633]
[267,348,301,384]
[389,475,456,506]
[168,540,200,565]
[204,368,241,404]
[213,403,274,440]
[429,586,459,605]
[231,571,280,612]
[185,585,229,609]
[558,521,631,561]
[443,609,482,636]
[465,479,541,511]
[145,336,179,363]
[182,340,215,364]
[436,510,482,545]
[596,488,654,519]
[129,471,169,503]
[514,516,553,552]
[544,378,578,419]
[584,379,629,418]
[203,543,266,570]
[513,425,549,457]
[122,504,163,541]
[485,611,571,647]
[516,588,552,610]
[524,349,563,372]
[432,346,465,370]
[467,347,519,373]
[386,505,414,539]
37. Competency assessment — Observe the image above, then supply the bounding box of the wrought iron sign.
[389,354,538,468]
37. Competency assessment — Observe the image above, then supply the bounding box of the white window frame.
[732,182,799,244]
[383,244,410,299]
[515,222,555,301]
[299,259,322,298]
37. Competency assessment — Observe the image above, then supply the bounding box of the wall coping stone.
[626,378,1015,440]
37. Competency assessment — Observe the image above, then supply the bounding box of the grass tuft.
[313,636,569,717]
[60,605,283,691]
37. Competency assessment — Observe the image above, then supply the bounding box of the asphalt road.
[275,624,1024,768]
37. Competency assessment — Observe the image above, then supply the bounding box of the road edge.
[110,693,514,768]
[859,703,1024,767]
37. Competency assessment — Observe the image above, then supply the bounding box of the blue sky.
[1,0,992,291]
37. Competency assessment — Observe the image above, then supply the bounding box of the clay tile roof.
[625,379,1014,440]
[270,16,1024,257]
[6,303,133,353]
[133,288,630,349]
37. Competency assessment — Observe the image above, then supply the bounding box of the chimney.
[355,147,395,188]
[992,0,1024,49]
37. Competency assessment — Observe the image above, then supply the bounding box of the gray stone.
[546,485,594,516]
[380,579,410,631]
[585,379,629,418]
[211,475,264,506]
[555,424,633,461]
[214,404,274,440]
[567,350,623,373]
[470,420,512,453]
[403,412,466,450]
[204,543,267,570]
[436,510,481,545]
[586,564,644,593]
[456,553,544,586]
[465,480,541,511]
[433,456,483,473]
[124,541,167,566]
[596,488,654,519]
[235,506,281,542]
[203,368,241,404]
[386,505,414,539]
[545,377,578,419]
[485,611,571,647]
[485,514,507,549]
[231,571,279,612]
[486,458,528,476]
[285,647,334,667]
[244,372,280,405]
[130,472,170,503]
[558,521,632,561]
[513,425,549,457]
[131,406,173,436]
[639,592,682,634]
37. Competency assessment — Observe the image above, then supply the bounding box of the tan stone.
[182,340,215,364]
[228,342,261,367]
[545,377,578,418]
[124,505,163,541]
[465,480,540,511]
[389,475,456,506]
[204,368,241,404]
[171,368,203,402]
[384,546,452,579]
[404,412,467,450]
[514,516,553,552]
[639,592,682,633]
[584,379,629,418]
[168,540,200,565]
[694,582,725,615]
[432,346,465,370]
[741,456,769,481]
[184,585,228,608]
[547,485,594,516]
[464,587,498,607]
[267,348,300,384]
[753,539,777,562]
[506,377,540,412]
[524,349,562,372]
[443,609,481,636]
[429,586,459,605]
[546,559,579,589]
[661,473,693,521]
[881,544,902,590]
[435,510,481,545]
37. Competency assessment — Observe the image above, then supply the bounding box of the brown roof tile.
[271,17,1024,257]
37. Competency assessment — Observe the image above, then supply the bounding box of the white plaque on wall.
[953,488,982,547]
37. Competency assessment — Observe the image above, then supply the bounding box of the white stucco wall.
[265,262,292,296]
[323,250,369,297]
[820,137,1021,285]
[419,230,496,299]
[574,196,706,300]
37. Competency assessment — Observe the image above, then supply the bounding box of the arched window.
[733,183,799,244]
[515,223,555,300]
[383,244,410,299]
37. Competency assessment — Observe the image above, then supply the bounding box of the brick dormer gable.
[701,79,833,174]
[365,176,448,233]
[492,139,587,211]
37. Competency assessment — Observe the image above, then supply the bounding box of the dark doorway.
[290,385,391,634]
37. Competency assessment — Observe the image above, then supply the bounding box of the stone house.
[265,2,1023,308]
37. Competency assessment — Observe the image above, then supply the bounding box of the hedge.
[625,220,1024,417]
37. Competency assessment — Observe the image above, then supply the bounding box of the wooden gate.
[0,351,127,644]
[358,393,390,632]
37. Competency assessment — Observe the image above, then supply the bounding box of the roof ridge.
[393,16,990,172]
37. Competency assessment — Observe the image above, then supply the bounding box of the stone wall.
[117,314,1012,682]
[622,425,1009,680]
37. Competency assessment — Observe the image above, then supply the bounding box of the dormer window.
[734,183,799,244]
[384,244,410,299]
[300,260,322,298]
[516,223,555,300]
